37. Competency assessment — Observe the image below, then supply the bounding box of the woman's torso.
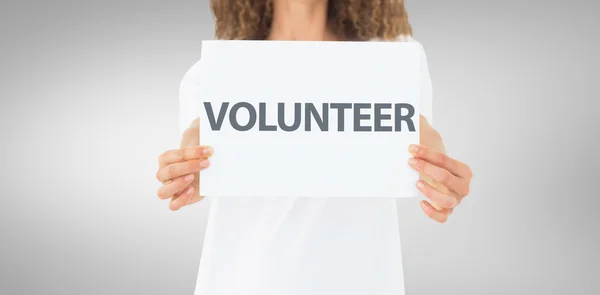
[193,197,405,295]
[179,36,433,295]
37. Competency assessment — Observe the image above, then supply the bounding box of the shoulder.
[370,34,428,58]
[179,58,203,93]
[371,35,434,123]
[393,34,419,43]
[369,34,420,44]
[369,34,430,70]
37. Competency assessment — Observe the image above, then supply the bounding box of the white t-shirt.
[179,36,433,295]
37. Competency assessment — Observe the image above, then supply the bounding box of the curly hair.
[211,0,412,41]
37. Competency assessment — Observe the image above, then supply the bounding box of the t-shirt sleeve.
[417,42,434,126]
[398,35,434,126]
[178,59,203,137]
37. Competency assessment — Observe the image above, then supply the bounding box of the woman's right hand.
[156,119,212,211]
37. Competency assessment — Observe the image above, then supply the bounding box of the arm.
[409,116,472,223]
[154,61,212,211]
[420,115,445,154]
[408,39,472,223]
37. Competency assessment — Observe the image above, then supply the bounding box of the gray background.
[1,0,598,294]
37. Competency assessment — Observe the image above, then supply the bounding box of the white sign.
[196,41,421,198]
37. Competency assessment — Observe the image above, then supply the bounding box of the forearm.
[419,115,445,154]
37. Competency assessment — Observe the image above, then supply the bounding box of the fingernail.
[416,181,424,189]
[184,174,194,182]
[183,187,195,206]
[203,146,213,156]
[448,199,458,209]
[419,200,427,210]
[199,159,209,168]
[409,144,418,154]
[408,158,417,166]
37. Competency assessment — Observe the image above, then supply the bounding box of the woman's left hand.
[407,117,473,223]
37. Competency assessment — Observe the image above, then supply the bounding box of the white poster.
[196,40,421,198]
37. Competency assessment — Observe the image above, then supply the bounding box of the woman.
[156,0,473,294]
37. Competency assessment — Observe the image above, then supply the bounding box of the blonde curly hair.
[211,0,412,41]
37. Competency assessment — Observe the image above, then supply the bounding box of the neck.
[267,0,336,41]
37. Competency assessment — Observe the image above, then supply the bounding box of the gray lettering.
[305,103,329,131]
[203,102,229,131]
[278,102,302,132]
[374,103,392,132]
[259,103,277,131]
[207,102,416,132]
[353,103,371,132]
[330,103,352,131]
[229,102,256,131]
[394,103,416,132]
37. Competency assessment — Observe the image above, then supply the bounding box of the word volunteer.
[203,102,417,132]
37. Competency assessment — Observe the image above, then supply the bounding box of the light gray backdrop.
[0,0,598,294]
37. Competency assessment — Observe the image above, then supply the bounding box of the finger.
[184,193,205,207]
[157,173,195,200]
[416,180,459,209]
[409,157,469,197]
[421,174,452,195]
[156,159,210,183]
[169,186,195,211]
[424,174,469,201]
[420,200,452,223]
[409,144,472,180]
[158,146,213,169]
